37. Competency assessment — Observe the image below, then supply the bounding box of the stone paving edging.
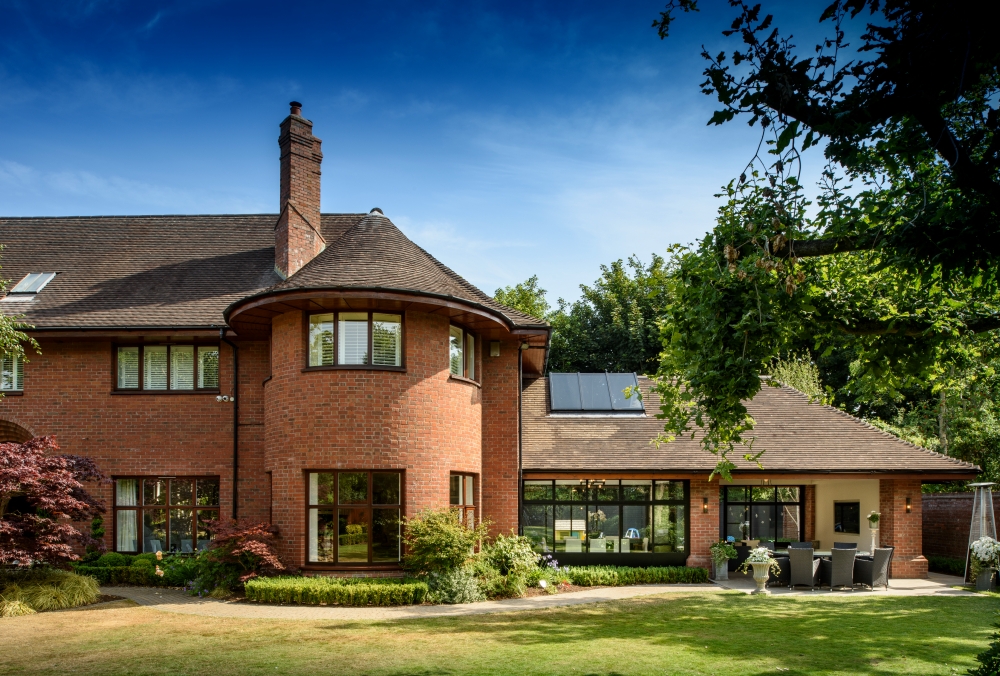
[101,584,722,621]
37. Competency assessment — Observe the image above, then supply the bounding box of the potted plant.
[738,546,781,595]
[971,536,1000,592]
[867,511,880,553]
[710,540,738,581]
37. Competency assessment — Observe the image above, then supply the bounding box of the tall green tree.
[494,275,550,320]
[653,0,1000,478]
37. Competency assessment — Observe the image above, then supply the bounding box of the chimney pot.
[370,207,383,215]
[290,101,303,116]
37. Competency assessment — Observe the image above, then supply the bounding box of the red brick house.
[0,103,977,576]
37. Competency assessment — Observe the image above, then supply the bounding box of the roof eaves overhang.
[224,285,551,338]
[521,467,980,477]
[23,325,229,338]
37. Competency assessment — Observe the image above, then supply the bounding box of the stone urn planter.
[750,562,771,595]
[713,559,729,581]
[977,567,996,592]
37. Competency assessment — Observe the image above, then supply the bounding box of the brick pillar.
[804,485,816,543]
[480,339,520,535]
[688,478,717,569]
[879,478,928,578]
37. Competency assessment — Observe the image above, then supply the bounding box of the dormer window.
[11,272,56,293]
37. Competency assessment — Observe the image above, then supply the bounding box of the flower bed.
[243,576,429,606]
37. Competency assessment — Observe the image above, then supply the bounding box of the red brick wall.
[923,493,998,559]
[688,478,716,568]
[264,309,494,567]
[481,341,521,536]
[0,338,270,549]
[879,478,928,578]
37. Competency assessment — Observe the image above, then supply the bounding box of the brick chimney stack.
[276,101,324,278]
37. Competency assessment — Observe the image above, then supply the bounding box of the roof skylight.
[549,373,644,412]
[10,272,56,294]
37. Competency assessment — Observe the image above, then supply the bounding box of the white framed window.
[0,354,24,391]
[115,345,220,391]
[449,326,477,381]
[307,312,402,368]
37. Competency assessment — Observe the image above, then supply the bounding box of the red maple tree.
[0,436,107,564]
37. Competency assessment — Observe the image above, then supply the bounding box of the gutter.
[219,329,239,520]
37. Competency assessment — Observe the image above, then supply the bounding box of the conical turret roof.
[269,211,545,328]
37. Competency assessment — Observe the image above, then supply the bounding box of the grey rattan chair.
[833,542,856,549]
[854,547,893,591]
[829,547,857,590]
[788,547,820,590]
[788,541,812,549]
[759,540,776,551]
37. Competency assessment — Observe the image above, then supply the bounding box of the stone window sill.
[449,375,481,388]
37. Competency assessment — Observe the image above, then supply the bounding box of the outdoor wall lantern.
[490,341,500,357]
[702,497,709,513]
[906,497,912,513]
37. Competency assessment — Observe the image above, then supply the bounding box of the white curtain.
[117,510,137,551]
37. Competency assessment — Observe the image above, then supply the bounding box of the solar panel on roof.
[607,373,643,410]
[549,373,582,410]
[579,373,612,410]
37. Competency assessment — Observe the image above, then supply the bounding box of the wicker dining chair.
[854,547,894,591]
[788,547,820,590]
[829,547,857,590]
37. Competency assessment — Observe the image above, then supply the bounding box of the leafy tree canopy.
[494,256,670,375]
[653,0,1000,478]
[494,275,550,320]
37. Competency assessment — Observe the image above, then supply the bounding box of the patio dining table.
[812,550,871,558]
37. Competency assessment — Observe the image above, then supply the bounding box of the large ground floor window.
[722,485,804,544]
[521,479,688,555]
[307,471,402,565]
[113,477,220,554]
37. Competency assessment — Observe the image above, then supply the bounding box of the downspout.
[517,345,523,535]
[220,329,239,520]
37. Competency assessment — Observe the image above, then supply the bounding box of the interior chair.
[788,547,821,590]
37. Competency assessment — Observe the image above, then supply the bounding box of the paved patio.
[102,573,983,620]
[715,572,979,596]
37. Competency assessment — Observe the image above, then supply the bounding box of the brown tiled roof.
[0,215,283,328]
[522,377,979,475]
[266,212,547,329]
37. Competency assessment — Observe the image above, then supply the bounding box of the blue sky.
[0,0,833,303]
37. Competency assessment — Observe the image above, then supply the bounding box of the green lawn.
[1,592,996,675]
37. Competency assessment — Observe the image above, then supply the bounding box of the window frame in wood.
[0,353,24,392]
[304,311,405,371]
[449,473,477,528]
[112,344,220,393]
[112,476,221,554]
[448,325,479,382]
[305,470,404,567]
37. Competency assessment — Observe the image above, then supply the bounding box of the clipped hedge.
[927,555,966,576]
[566,565,709,587]
[73,565,158,586]
[244,576,428,606]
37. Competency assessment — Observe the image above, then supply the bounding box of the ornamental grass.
[244,576,428,606]
[0,570,100,615]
